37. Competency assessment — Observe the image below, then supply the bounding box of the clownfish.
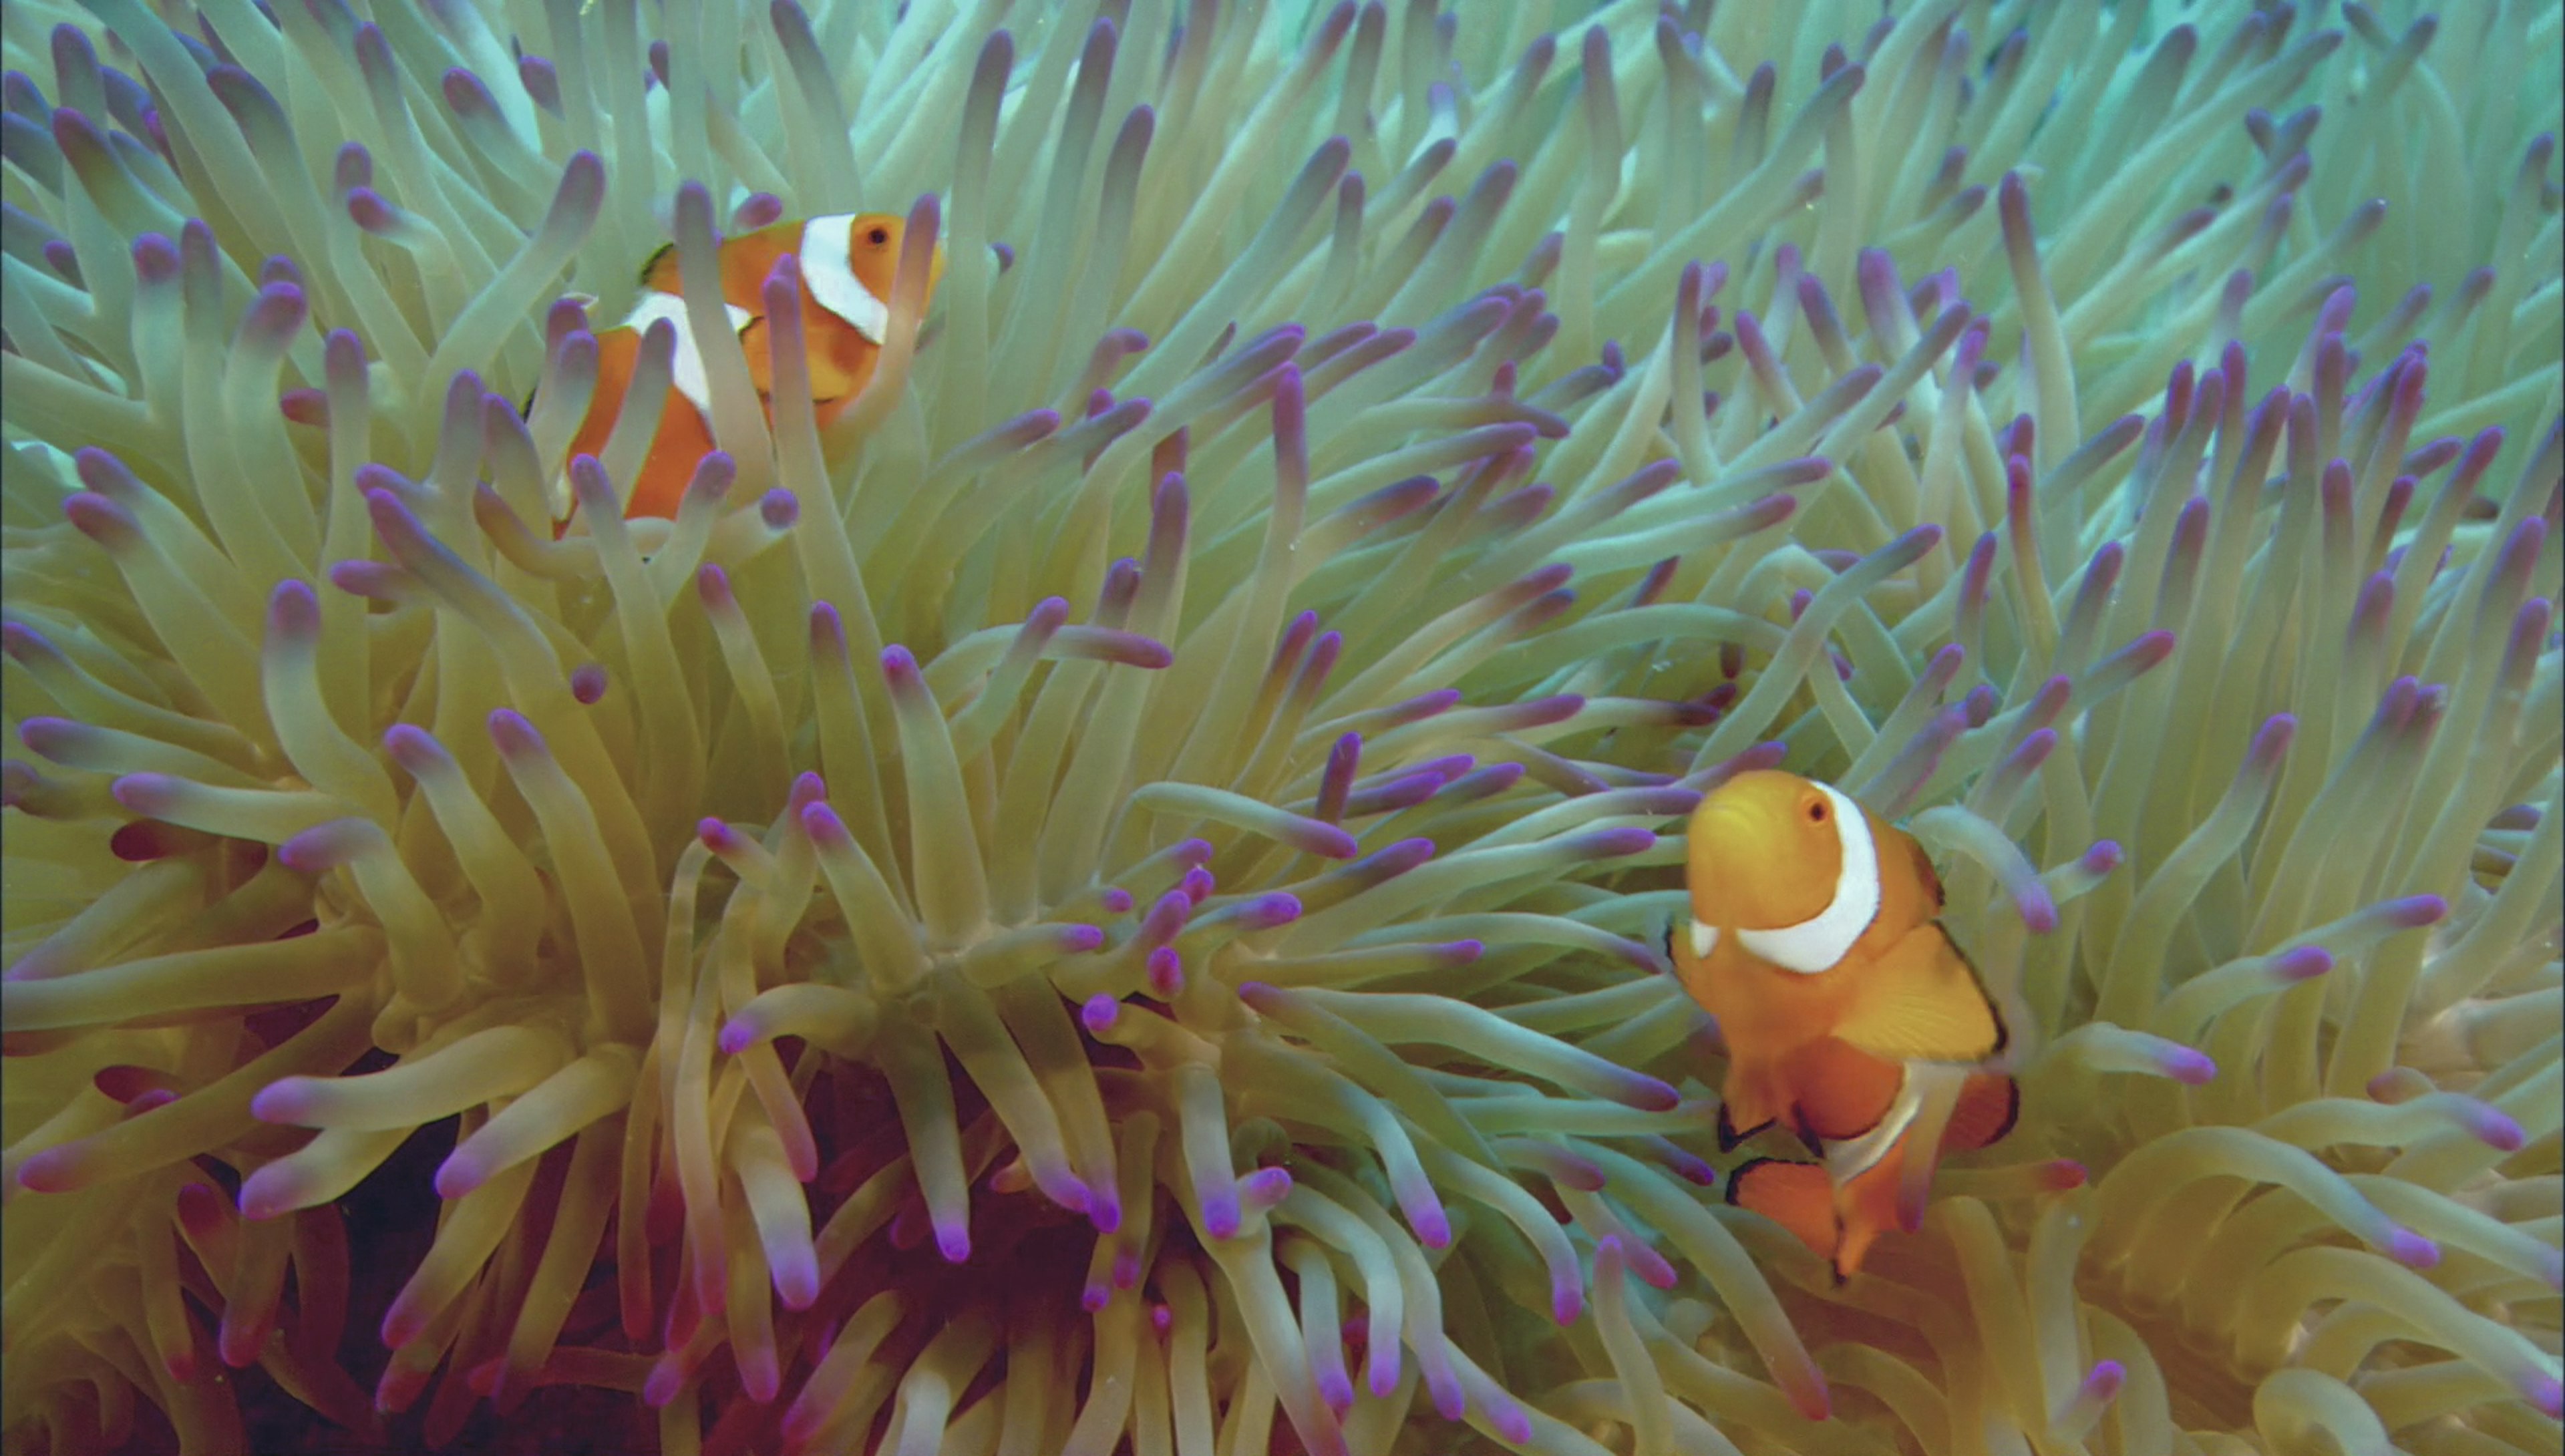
[1666,769,2015,1279]
[556,212,945,524]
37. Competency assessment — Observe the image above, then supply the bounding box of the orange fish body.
[1667,769,2012,1278]
[562,212,945,523]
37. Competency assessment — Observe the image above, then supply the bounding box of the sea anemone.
[3,1,2558,1453]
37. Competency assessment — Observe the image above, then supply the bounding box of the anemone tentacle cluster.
[2,1,2558,1453]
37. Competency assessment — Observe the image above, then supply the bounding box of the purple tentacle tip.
[1242,892,1301,928]
[2080,841,2123,875]
[2018,885,2059,934]
[1413,1206,1451,1248]
[2530,1375,2563,1419]
[2387,1228,2440,1269]
[935,1222,971,1264]
[1081,994,1118,1034]
[2272,946,2333,982]
[1200,1198,1240,1240]
[2159,1045,2216,1085]
[1240,1167,1293,1206]
[2384,894,2447,927]
[1146,947,1184,997]
[2467,1105,2526,1152]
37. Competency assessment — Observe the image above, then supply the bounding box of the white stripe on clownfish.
[799,214,891,343]
[1689,920,1717,959]
[620,291,755,416]
[1733,780,1881,974]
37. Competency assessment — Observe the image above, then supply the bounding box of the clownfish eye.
[866,226,890,246]
[1805,798,1829,824]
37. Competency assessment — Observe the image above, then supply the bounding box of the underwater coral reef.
[1,0,2559,1453]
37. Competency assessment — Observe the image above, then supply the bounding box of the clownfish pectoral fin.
[1831,921,2006,1065]
[1939,1072,2021,1153]
[1727,1158,1841,1271]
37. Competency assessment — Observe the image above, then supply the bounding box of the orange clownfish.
[1666,769,2015,1279]
[560,212,945,524]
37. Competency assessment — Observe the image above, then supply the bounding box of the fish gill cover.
[0,1,2558,1453]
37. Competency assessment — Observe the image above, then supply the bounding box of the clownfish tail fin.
[1727,1157,1840,1265]
[1940,1073,2020,1153]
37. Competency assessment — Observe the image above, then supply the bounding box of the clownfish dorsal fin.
[1830,922,2005,1064]
[800,214,892,343]
[1735,780,1882,974]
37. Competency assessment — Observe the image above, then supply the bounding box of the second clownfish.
[1667,769,2016,1279]
[557,212,946,526]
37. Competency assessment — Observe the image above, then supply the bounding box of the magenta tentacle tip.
[487,709,544,759]
[1146,947,1184,996]
[2019,885,2060,934]
[1087,1189,1122,1234]
[1426,1368,1468,1421]
[1413,1206,1452,1248]
[1199,1198,1240,1240]
[1080,994,1118,1034]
